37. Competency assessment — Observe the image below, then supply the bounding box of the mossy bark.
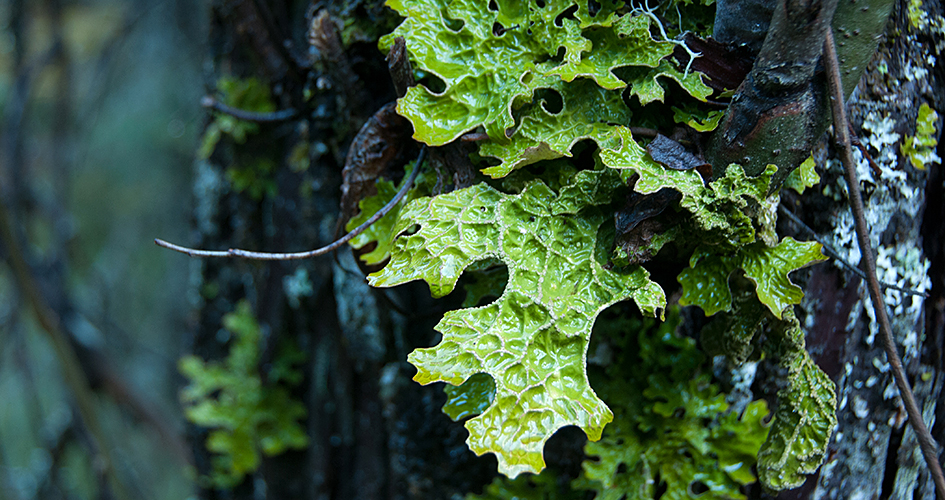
[780,0,944,498]
[186,1,498,498]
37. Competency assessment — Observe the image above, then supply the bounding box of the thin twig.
[630,0,701,76]
[849,126,885,177]
[778,204,928,298]
[156,146,427,260]
[824,30,945,499]
[201,96,299,123]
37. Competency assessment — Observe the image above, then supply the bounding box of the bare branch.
[156,146,427,261]
[201,96,299,123]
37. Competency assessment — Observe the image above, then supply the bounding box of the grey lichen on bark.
[789,0,944,496]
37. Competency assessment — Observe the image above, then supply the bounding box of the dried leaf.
[646,134,711,172]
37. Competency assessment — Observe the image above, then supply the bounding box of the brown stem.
[824,30,945,499]
[201,95,299,123]
[156,146,427,260]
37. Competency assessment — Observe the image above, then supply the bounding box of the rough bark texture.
[781,1,945,498]
[188,1,499,498]
[708,0,839,188]
[184,0,944,498]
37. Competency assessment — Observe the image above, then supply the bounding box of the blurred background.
[1,0,208,498]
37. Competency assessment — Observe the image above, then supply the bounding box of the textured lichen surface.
[369,0,842,489]
[757,310,838,490]
[381,0,666,144]
[370,169,665,476]
[579,312,770,500]
[678,237,828,318]
[782,156,821,195]
[381,0,711,177]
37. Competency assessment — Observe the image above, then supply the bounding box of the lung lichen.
[358,0,839,491]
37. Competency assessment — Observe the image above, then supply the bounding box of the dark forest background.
[0,0,203,498]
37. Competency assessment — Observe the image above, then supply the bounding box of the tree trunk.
[189,1,498,498]
[185,0,945,499]
[786,0,945,498]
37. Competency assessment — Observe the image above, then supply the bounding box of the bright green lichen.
[369,168,665,477]
[613,161,777,247]
[673,103,725,132]
[478,77,632,177]
[678,237,827,318]
[783,156,821,195]
[179,301,308,488]
[907,0,929,29]
[370,0,838,491]
[578,310,769,500]
[346,161,434,265]
[757,309,838,491]
[625,60,713,105]
[900,103,940,170]
[381,0,711,178]
[380,0,672,145]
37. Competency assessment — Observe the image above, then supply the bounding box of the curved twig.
[201,96,299,123]
[825,30,945,499]
[156,146,427,260]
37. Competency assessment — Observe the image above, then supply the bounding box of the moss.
[179,301,308,489]
[198,77,276,161]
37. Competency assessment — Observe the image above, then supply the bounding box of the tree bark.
[185,0,945,499]
[781,1,945,497]
[188,1,498,498]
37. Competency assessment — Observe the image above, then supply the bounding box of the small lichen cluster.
[179,301,308,488]
[900,103,941,170]
[198,77,279,199]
